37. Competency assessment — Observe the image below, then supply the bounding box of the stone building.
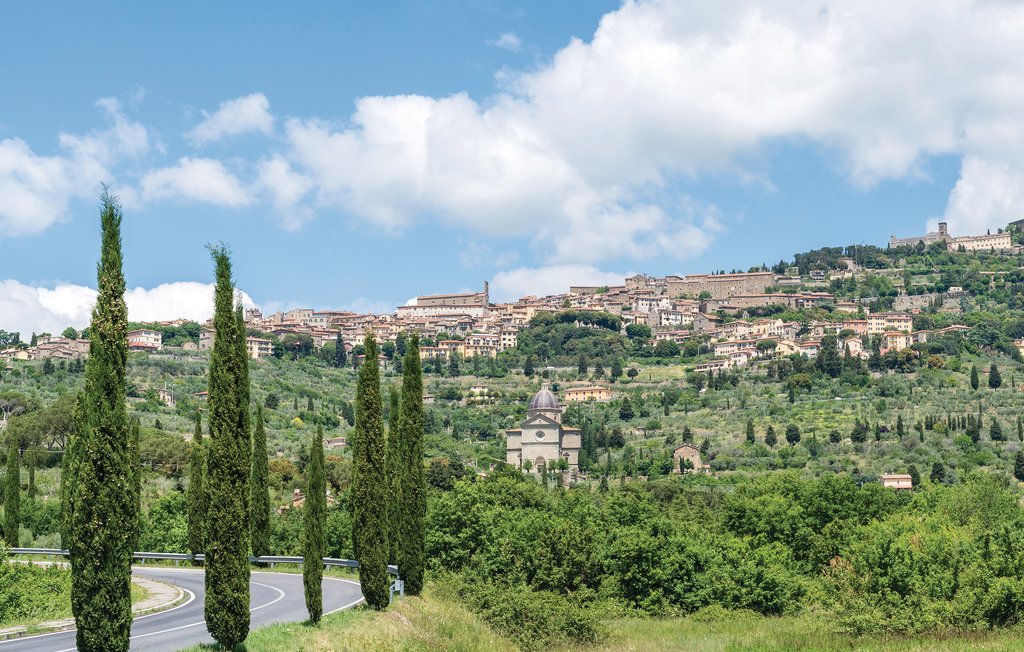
[506,387,581,479]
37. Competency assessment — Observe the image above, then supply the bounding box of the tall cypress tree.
[204,247,251,649]
[3,438,18,545]
[187,412,207,561]
[251,405,271,559]
[304,425,326,623]
[398,335,426,595]
[70,190,135,651]
[353,333,389,609]
[385,385,401,565]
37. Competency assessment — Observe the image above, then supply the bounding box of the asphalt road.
[1,566,364,652]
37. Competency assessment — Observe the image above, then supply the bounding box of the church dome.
[529,387,560,410]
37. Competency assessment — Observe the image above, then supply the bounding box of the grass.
[181,584,516,652]
[571,613,1024,652]
[176,585,1024,652]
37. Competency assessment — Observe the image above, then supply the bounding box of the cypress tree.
[251,405,271,559]
[204,247,251,649]
[69,190,135,652]
[1015,451,1024,482]
[765,425,777,448]
[398,335,426,595]
[385,385,401,565]
[3,438,18,545]
[353,334,390,609]
[989,363,1002,389]
[971,364,979,390]
[187,412,206,561]
[745,419,755,444]
[303,425,326,623]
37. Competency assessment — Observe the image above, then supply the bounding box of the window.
[535,431,544,439]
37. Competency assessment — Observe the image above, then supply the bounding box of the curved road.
[1,567,364,652]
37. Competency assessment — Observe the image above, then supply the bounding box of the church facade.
[505,387,581,478]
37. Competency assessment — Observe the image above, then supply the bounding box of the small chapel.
[505,386,581,479]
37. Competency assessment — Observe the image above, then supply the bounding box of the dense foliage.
[303,425,326,623]
[67,192,135,652]
[398,336,427,595]
[353,334,390,609]
[204,247,251,649]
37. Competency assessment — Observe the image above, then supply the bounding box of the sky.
[2,0,1023,338]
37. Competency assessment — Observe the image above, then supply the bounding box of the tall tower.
[483,280,490,305]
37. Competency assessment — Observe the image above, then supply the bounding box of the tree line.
[2,191,427,651]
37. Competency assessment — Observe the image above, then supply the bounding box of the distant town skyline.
[3,1,1023,337]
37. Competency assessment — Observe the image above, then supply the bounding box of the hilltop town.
[7,221,1023,372]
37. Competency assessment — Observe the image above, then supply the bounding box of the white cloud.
[271,0,1024,256]
[487,32,522,52]
[0,99,148,236]
[140,157,252,207]
[490,265,625,302]
[942,157,1024,236]
[0,280,255,339]
[257,155,314,229]
[186,93,274,145]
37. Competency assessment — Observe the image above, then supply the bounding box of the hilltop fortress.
[889,222,1016,252]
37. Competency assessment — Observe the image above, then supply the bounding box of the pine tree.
[385,385,401,565]
[765,425,777,448]
[745,419,755,444]
[69,191,135,652]
[3,438,18,545]
[931,461,945,484]
[398,336,426,595]
[523,355,535,378]
[187,412,206,561]
[619,397,635,420]
[989,363,1002,389]
[204,247,252,649]
[353,334,390,609]
[577,355,588,376]
[251,405,271,559]
[303,425,326,624]
[1015,451,1024,482]
[971,364,980,390]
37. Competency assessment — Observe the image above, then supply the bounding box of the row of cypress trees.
[55,190,428,648]
[350,332,427,609]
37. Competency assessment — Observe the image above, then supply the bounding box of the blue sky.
[2,1,1022,337]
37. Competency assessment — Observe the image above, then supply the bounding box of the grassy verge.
[181,584,515,652]
[559,612,1024,652]
[183,590,1024,652]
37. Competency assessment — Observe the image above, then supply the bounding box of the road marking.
[1,572,364,649]
[323,576,366,614]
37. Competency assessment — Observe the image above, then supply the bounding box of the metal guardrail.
[10,548,398,576]
[11,547,406,603]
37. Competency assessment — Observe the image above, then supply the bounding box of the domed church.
[505,386,581,479]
